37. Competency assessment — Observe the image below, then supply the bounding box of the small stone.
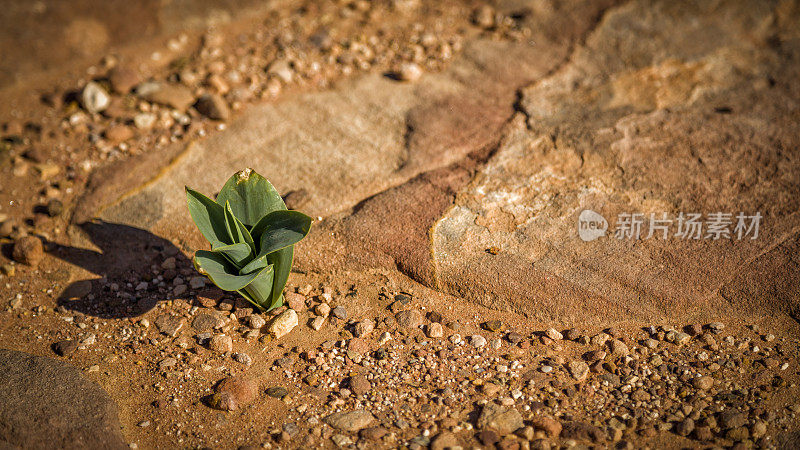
[195,93,230,121]
[675,418,695,436]
[189,277,206,289]
[478,429,500,446]
[354,320,375,337]
[473,5,495,28]
[544,328,563,340]
[12,236,43,267]
[584,349,607,361]
[133,113,156,130]
[108,66,141,94]
[426,322,444,338]
[266,386,288,399]
[246,314,266,329]
[154,314,185,337]
[707,322,725,332]
[232,352,252,366]
[52,340,79,357]
[506,331,523,344]
[751,421,767,439]
[211,376,257,410]
[482,320,502,332]
[136,82,195,110]
[315,303,331,316]
[309,316,325,331]
[673,332,691,346]
[137,420,150,427]
[45,199,63,217]
[158,358,177,371]
[349,374,370,396]
[397,62,423,82]
[284,292,306,311]
[477,402,523,435]
[471,335,487,348]
[609,339,629,356]
[332,305,347,320]
[567,361,590,381]
[209,334,233,353]
[348,338,369,355]
[330,434,351,447]
[531,416,562,438]
[396,310,423,328]
[267,59,294,83]
[192,312,223,332]
[268,309,298,338]
[104,124,134,144]
[81,81,110,113]
[323,410,376,432]
[430,431,459,450]
[692,376,713,390]
[719,411,747,429]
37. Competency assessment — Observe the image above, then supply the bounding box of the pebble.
[136,82,195,110]
[470,335,487,348]
[12,236,43,267]
[396,310,423,328]
[210,376,257,411]
[567,361,590,381]
[232,352,252,366]
[309,316,325,331]
[246,314,266,329]
[154,315,184,337]
[52,339,79,357]
[398,62,423,82]
[477,402,523,435]
[323,410,376,432]
[692,376,713,390]
[473,5,496,28]
[544,328,563,340]
[268,309,298,338]
[81,81,110,113]
[209,334,233,353]
[426,322,444,338]
[195,93,230,121]
[104,124,134,144]
[285,292,306,311]
[349,374,370,396]
[108,66,141,94]
[354,320,375,337]
[192,312,223,332]
[266,386,288,399]
[482,320,502,332]
[133,113,156,130]
[332,305,347,320]
[315,303,331,316]
[46,199,63,217]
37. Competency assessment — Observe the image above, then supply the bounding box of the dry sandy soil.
[0,0,799,449]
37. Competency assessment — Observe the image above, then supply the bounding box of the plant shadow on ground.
[46,220,192,319]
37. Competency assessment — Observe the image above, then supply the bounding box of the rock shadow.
[46,220,192,319]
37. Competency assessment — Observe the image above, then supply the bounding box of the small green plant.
[185,168,312,311]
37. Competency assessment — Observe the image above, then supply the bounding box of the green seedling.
[186,168,312,311]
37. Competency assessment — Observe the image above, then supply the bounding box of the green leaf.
[216,168,286,227]
[239,253,269,274]
[267,246,293,306]
[240,265,276,309]
[193,251,260,291]
[223,201,255,250]
[186,187,229,248]
[212,242,252,267]
[250,210,313,257]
